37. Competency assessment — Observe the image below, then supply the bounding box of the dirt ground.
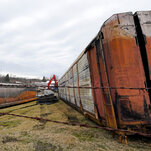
[0,100,151,151]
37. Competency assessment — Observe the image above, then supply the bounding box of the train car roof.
[59,12,133,81]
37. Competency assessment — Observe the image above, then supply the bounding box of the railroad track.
[0,111,151,143]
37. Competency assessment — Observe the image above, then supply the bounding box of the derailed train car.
[58,11,151,136]
[0,83,37,108]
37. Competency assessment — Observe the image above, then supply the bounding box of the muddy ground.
[0,100,151,151]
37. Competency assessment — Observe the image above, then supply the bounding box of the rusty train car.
[58,11,151,136]
[0,83,37,108]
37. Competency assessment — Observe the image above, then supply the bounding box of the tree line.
[0,74,42,83]
[0,74,59,83]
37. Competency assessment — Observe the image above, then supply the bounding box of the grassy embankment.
[0,100,151,151]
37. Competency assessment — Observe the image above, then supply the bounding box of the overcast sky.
[0,0,150,79]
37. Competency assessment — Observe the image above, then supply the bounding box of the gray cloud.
[0,0,150,78]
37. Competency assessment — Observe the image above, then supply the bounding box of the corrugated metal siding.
[69,68,75,104]
[77,53,94,114]
[66,72,70,102]
[58,53,95,114]
[73,64,80,107]
[59,75,66,100]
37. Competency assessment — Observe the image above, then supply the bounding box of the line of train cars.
[58,11,151,136]
[0,83,37,108]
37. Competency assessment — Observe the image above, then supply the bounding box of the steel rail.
[0,112,151,137]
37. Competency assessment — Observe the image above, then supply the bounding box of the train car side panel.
[135,11,151,80]
[101,12,151,127]
[87,45,106,121]
[77,53,95,114]
[69,68,75,104]
[73,64,80,107]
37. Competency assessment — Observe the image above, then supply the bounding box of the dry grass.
[0,100,151,151]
